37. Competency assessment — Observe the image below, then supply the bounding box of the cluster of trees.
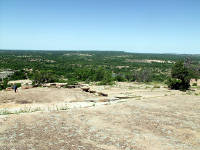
[71,67,114,85]
[31,71,59,86]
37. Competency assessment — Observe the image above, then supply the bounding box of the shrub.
[167,78,182,90]
[115,74,126,82]
[15,83,21,88]
[153,85,160,88]
[98,80,114,85]
[192,83,197,86]
[67,78,78,85]
[0,79,8,90]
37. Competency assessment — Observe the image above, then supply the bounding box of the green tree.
[167,61,191,91]
[134,69,153,82]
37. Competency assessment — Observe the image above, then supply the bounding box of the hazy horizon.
[1,49,200,55]
[1,0,200,54]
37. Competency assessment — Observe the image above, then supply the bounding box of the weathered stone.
[89,89,96,93]
[21,85,33,89]
[65,85,76,88]
[81,87,90,92]
[50,83,57,88]
[6,87,13,91]
[97,92,108,97]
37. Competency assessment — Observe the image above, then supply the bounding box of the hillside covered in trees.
[0,50,200,87]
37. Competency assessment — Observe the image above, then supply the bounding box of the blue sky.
[0,0,200,54]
